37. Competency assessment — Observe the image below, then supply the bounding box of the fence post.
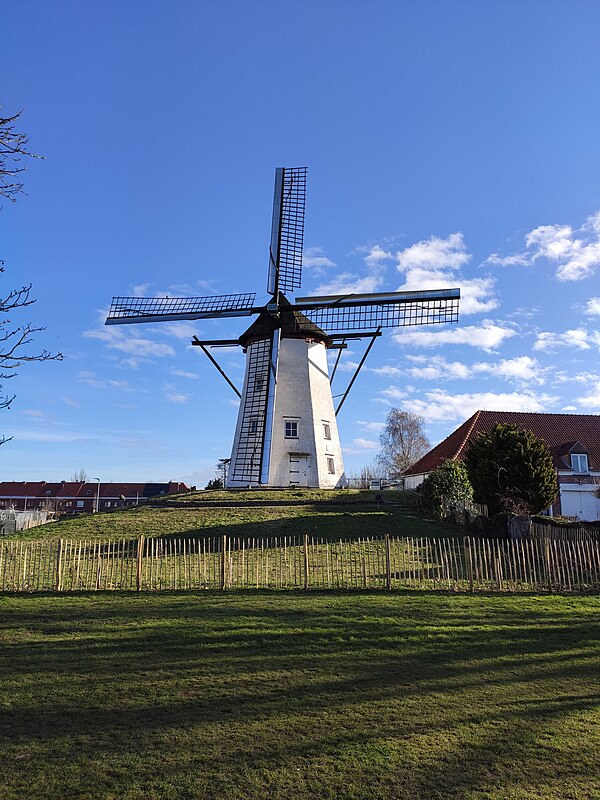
[220,533,227,591]
[136,535,145,592]
[304,534,309,590]
[545,539,552,593]
[385,534,391,590]
[464,536,474,593]
[56,538,64,592]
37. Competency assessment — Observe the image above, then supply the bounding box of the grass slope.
[11,490,455,543]
[1,592,599,800]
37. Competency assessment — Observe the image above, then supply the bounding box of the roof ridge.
[454,410,482,460]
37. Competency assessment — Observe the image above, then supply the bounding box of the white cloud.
[156,322,198,340]
[576,381,600,409]
[397,233,470,270]
[83,326,176,358]
[313,270,385,296]
[395,233,497,315]
[364,244,393,267]
[370,364,403,377]
[303,246,336,274]
[491,356,545,383]
[554,371,600,385]
[356,419,386,432]
[486,252,531,267]
[534,328,600,352]
[392,321,516,352]
[311,242,388,296]
[165,391,189,404]
[398,389,558,422]
[585,297,600,316]
[77,371,131,391]
[353,437,379,450]
[62,396,81,408]
[388,354,545,385]
[380,387,407,401]
[487,210,600,282]
[22,409,44,418]
[171,369,199,379]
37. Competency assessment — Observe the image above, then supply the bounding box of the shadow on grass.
[1,593,599,799]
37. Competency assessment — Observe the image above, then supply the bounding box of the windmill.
[106,167,460,489]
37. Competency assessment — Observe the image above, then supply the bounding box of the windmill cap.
[238,293,332,348]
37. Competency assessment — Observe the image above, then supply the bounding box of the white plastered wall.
[268,338,345,488]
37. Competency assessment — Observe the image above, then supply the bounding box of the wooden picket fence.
[1,533,600,593]
[530,520,600,543]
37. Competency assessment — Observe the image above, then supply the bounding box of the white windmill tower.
[106,167,460,489]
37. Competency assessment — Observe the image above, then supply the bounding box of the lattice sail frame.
[295,288,460,333]
[267,167,307,295]
[106,293,257,324]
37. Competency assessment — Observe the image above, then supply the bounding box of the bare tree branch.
[1,110,62,444]
[0,111,44,203]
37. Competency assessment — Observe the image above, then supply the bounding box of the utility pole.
[94,477,101,513]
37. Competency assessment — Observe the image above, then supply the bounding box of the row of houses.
[0,481,191,513]
[404,411,600,522]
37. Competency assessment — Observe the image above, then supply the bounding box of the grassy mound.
[9,488,452,543]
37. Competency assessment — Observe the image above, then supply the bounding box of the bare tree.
[1,110,62,444]
[377,409,430,477]
[71,469,89,482]
[1,110,43,203]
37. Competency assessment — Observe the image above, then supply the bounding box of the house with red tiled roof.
[404,411,600,521]
[0,481,190,513]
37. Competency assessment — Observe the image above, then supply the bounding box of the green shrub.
[419,459,474,520]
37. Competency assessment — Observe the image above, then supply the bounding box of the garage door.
[561,489,600,521]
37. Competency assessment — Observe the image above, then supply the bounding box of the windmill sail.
[295,288,460,333]
[267,167,307,295]
[229,331,279,484]
[106,293,257,325]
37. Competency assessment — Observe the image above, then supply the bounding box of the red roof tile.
[404,411,600,476]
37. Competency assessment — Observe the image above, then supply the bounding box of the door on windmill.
[289,454,310,487]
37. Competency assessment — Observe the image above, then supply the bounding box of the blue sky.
[3,0,600,487]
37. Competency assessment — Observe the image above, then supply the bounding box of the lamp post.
[94,477,100,513]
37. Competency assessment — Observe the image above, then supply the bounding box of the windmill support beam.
[330,338,346,384]
[192,338,241,398]
[334,329,381,416]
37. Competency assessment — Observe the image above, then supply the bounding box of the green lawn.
[1,592,599,799]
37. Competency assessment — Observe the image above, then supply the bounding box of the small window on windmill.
[285,420,298,438]
[323,422,331,440]
[327,457,335,474]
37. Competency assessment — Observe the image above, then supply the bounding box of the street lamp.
[94,477,100,513]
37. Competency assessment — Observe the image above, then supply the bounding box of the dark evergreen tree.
[464,423,558,516]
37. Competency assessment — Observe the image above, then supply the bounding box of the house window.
[327,457,335,474]
[571,453,589,474]
[285,420,298,438]
[323,423,331,440]
[76,500,84,508]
